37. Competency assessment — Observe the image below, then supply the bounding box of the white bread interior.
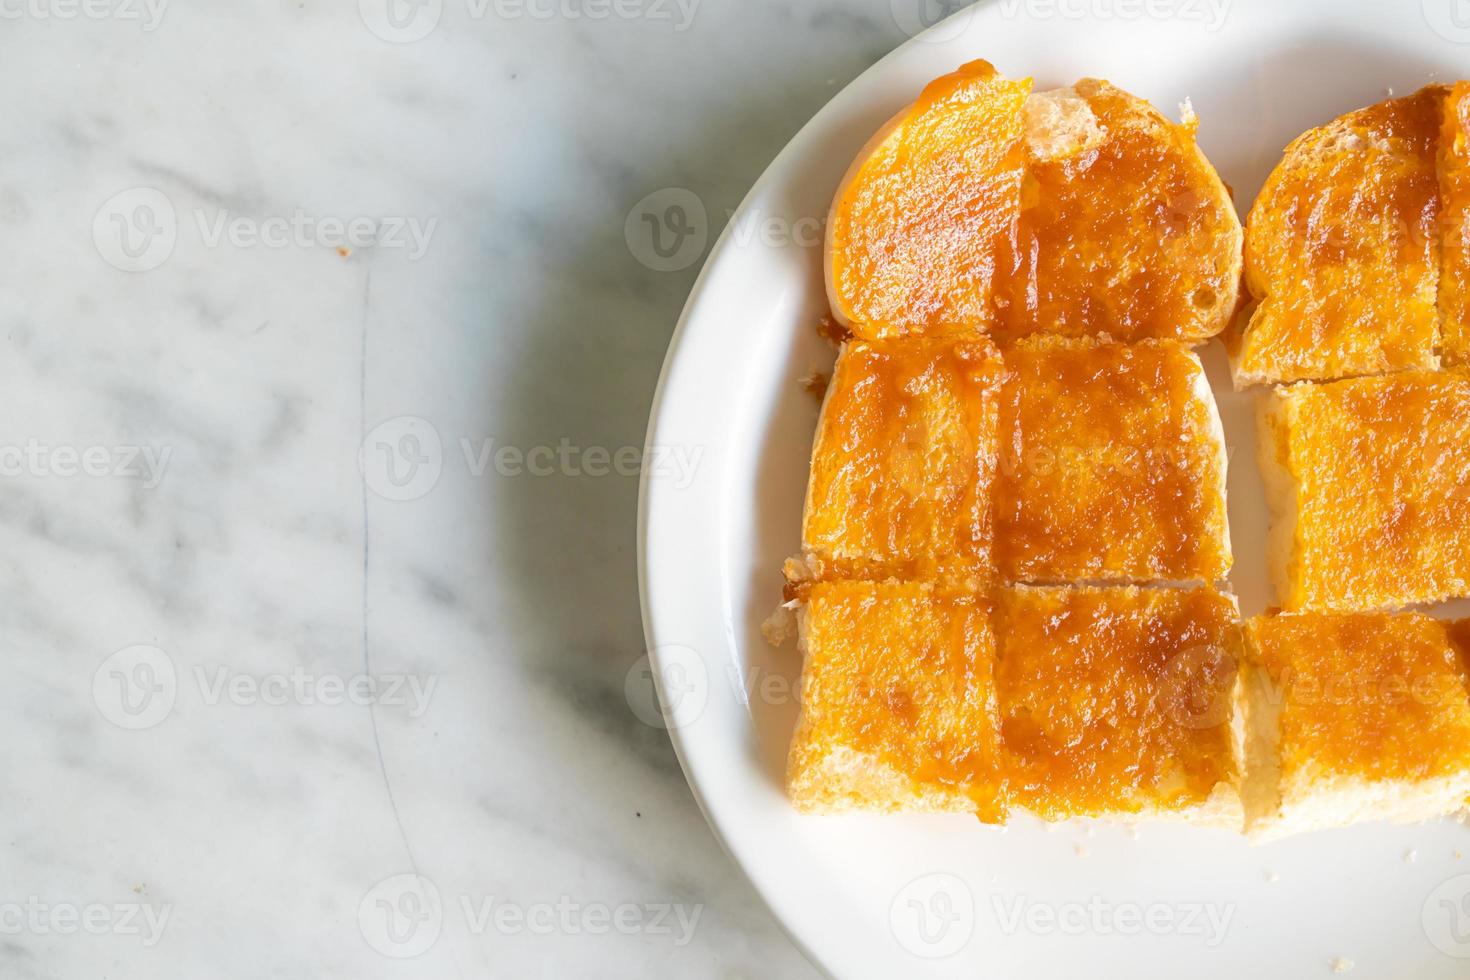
[1255,387,1301,610]
[1194,354,1234,580]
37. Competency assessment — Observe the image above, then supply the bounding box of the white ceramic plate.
[639,2,1470,976]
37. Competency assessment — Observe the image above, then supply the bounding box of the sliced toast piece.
[1241,612,1470,840]
[995,336,1231,583]
[1233,86,1445,386]
[825,60,1030,340]
[994,584,1242,824]
[799,335,1003,585]
[1439,81,1470,366]
[787,580,1005,818]
[993,80,1242,344]
[826,62,1241,344]
[1257,370,1470,612]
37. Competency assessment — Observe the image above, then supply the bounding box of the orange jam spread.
[995,336,1228,583]
[827,60,1029,340]
[1269,370,1470,611]
[1246,612,1470,783]
[790,580,1006,818]
[1439,81,1470,366]
[1237,86,1445,383]
[994,585,1240,819]
[802,336,1004,584]
[993,79,1241,344]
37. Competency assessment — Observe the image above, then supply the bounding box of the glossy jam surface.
[828,64,1239,343]
[1238,86,1444,383]
[791,581,1005,816]
[802,336,1003,583]
[993,79,1241,344]
[994,585,1240,819]
[1247,612,1470,782]
[828,60,1028,340]
[1440,81,1470,366]
[995,336,1229,582]
[1275,370,1470,611]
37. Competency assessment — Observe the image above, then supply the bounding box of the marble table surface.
[0,0,950,975]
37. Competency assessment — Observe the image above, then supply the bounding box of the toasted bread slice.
[787,580,1005,817]
[993,81,1242,344]
[799,335,1003,585]
[994,585,1243,824]
[1233,87,1445,386]
[1258,370,1470,612]
[1439,81,1470,366]
[1241,612,1470,840]
[826,63,1241,344]
[826,60,1030,340]
[995,336,1231,583]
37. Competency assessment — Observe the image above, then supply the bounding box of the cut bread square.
[786,580,1005,818]
[1233,86,1444,386]
[826,61,1240,345]
[1241,611,1470,839]
[993,584,1243,824]
[994,336,1231,583]
[1440,81,1470,366]
[826,59,1029,341]
[799,336,1004,585]
[993,79,1242,345]
[1258,370,1470,612]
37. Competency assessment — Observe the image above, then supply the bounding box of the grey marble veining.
[0,0,950,976]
